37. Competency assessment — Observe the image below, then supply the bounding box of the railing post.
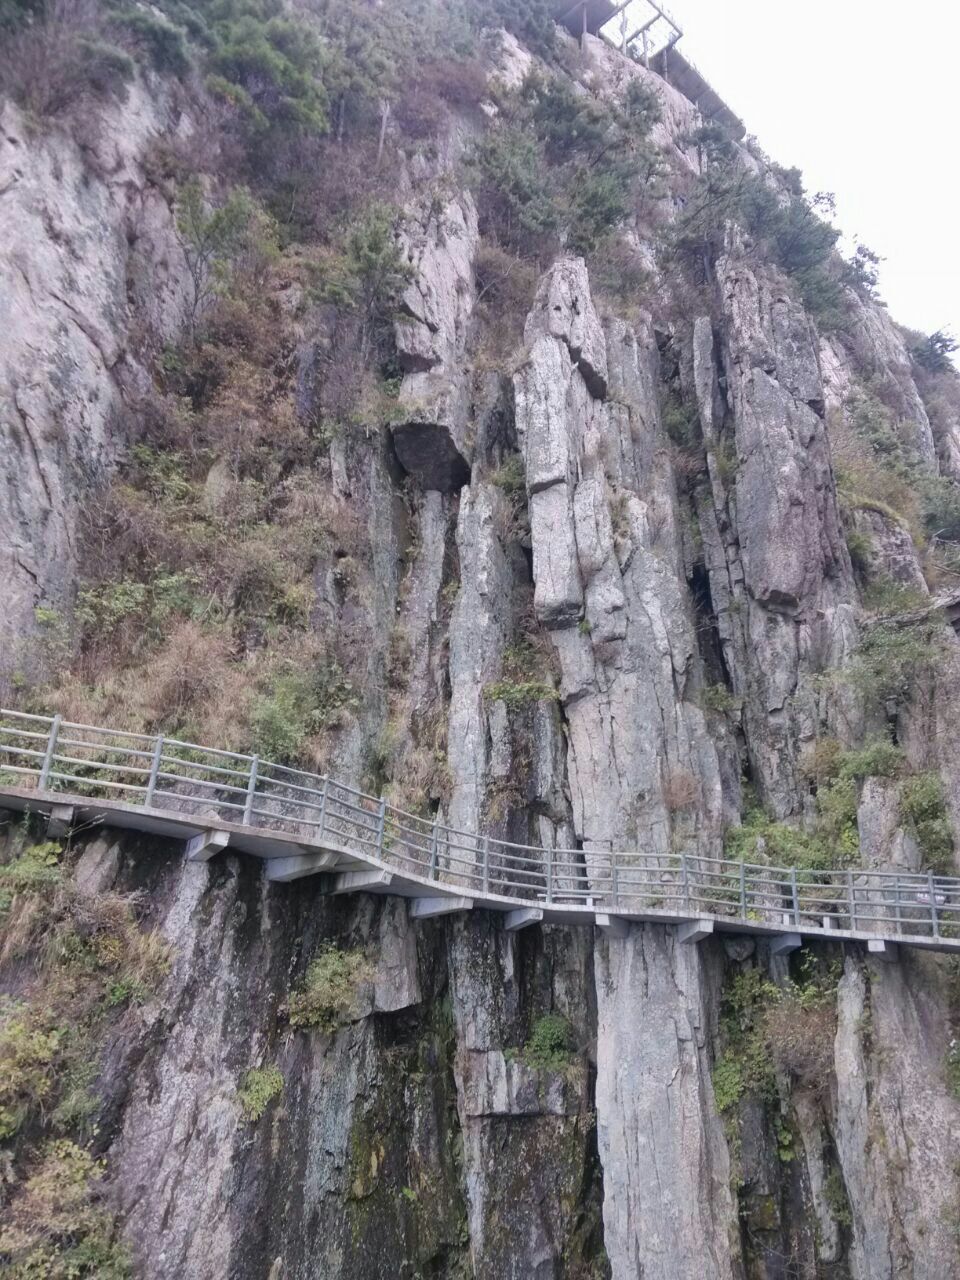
[482,837,490,895]
[376,798,387,854]
[611,851,618,909]
[894,875,902,935]
[429,821,440,879]
[929,870,940,939]
[546,845,554,905]
[790,867,800,926]
[38,714,61,791]
[680,852,690,912]
[847,870,856,931]
[244,755,259,825]
[739,860,747,919]
[317,777,329,840]
[144,734,164,808]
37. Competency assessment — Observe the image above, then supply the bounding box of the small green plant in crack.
[844,523,873,576]
[711,1054,745,1115]
[701,683,739,714]
[850,617,944,710]
[712,436,738,485]
[238,1065,284,1122]
[484,678,559,709]
[823,1167,853,1227]
[834,740,906,781]
[489,454,527,495]
[860,577,930,616]
[0,841,63,900]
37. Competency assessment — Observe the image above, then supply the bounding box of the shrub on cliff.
[477,0,557,58]
[0,1139,131,1277]
[237,1064,283,1122]
[901,773,955,874]
[520,1013,575,1072]
[287,945,371,1034]
[0,3,136,116]
[910,329,958,374]
[205,2,329,149]
[469,71,661,258]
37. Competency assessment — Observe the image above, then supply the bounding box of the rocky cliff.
[2,7,960,1279]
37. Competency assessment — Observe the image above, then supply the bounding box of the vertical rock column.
[694,240,861,816]
[514,258,738,1279]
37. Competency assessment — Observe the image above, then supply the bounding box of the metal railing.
[1,708,958,943]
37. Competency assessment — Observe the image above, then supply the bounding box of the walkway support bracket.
[769,932,802,957]
[868,938,899,963]
[504,907,543,932]
[185,829,231,863]
[266,852,340,883]
[677,918,714,944]
[328,869,392,895]
[46,804,75,839]
[411,896,473,919]
[596,912,629,939]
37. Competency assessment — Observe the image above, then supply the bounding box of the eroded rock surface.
[0,90,189,677]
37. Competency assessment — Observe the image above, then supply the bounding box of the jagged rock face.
[851,506,929,591]
[513,260,738,1275]
[693,244,861,817]
[826,295,939,466]
[515,259,723,863]
[5,19,960,1280]
[580,34,703,176]
[834,955,960,1280]
[0,90,189,680]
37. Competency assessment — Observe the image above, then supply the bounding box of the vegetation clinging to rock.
[287,944,371,1034]
[237,1064,284,1122]
[518,1013,576,1072]
[469,70,661,258]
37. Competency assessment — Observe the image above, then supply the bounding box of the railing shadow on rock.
[1,708,958,944]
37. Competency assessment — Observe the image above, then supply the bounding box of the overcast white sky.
[660,0,958,342]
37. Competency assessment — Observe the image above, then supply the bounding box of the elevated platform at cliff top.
[552,0,746,140]
[1,710,957,957]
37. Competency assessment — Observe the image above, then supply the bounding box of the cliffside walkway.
[2,709,959,956]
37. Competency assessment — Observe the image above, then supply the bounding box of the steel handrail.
[1,709,958,943]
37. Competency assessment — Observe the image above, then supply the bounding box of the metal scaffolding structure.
[552,0,682,63]
[600,0,682,65]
